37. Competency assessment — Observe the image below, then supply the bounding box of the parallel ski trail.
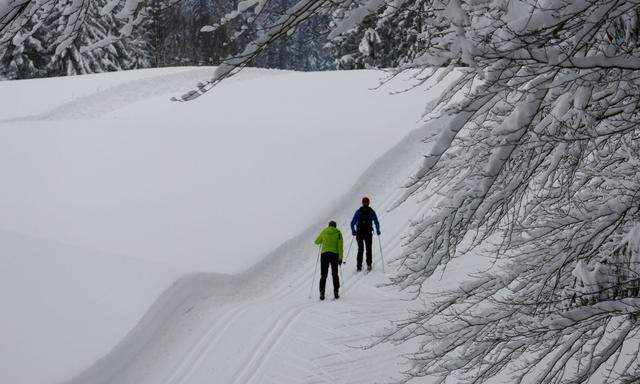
[165,305,249,384]
[160,242,320,384]
[230,303,310,384]
[235,269,369,384]
[231,199,398,384]
[164,189,396,384]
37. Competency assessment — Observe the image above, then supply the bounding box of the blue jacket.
[350,206,380,234]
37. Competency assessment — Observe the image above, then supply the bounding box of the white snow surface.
[0,67,428,274]
[0,67,464,384]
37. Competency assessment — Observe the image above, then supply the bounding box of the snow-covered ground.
[0,67,467,384]
[0,67,429,273]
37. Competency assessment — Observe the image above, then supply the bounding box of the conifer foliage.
[0,0,331,79]
[1,0,151,78]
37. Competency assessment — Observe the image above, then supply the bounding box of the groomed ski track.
[60,123,430,384]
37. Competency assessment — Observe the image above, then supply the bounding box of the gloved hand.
[377,230,381,236]
[352,231,356,236]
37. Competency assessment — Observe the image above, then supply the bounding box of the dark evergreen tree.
[145,0,175,67]
[0,0,332,79]
[327,0,435,69]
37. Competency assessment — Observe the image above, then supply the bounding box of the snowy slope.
[0,67,461,384]
[0,68,428,274]
[61,117,450,384]
[54,72,470,384]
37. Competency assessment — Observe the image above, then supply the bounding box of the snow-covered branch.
[174,0,334,101]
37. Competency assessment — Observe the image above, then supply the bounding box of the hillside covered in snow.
[0,67,460,384]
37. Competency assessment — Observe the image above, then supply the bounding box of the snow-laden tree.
[144,0,177,67]
[374,1,640,382]
[1,0,151,78]
[0,0,147,50]
[174,0,640,382]
[328,0,434,69]
[0,0,331,78]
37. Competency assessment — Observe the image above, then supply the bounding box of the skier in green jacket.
[314,221,344,300]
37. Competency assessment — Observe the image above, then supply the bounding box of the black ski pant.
[319,252,340,295]
[356,231,373,269]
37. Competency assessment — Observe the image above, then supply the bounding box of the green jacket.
[315,226,344,262]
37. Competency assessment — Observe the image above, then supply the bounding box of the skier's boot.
[367,264,372,272]
[320,292,325,301]
[334,291,340,300]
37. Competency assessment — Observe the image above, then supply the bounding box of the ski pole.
[343,236,354,265]
[308,245,321,299]
[377,233,385,273]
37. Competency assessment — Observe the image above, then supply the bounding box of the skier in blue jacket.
[350,196,380,271]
